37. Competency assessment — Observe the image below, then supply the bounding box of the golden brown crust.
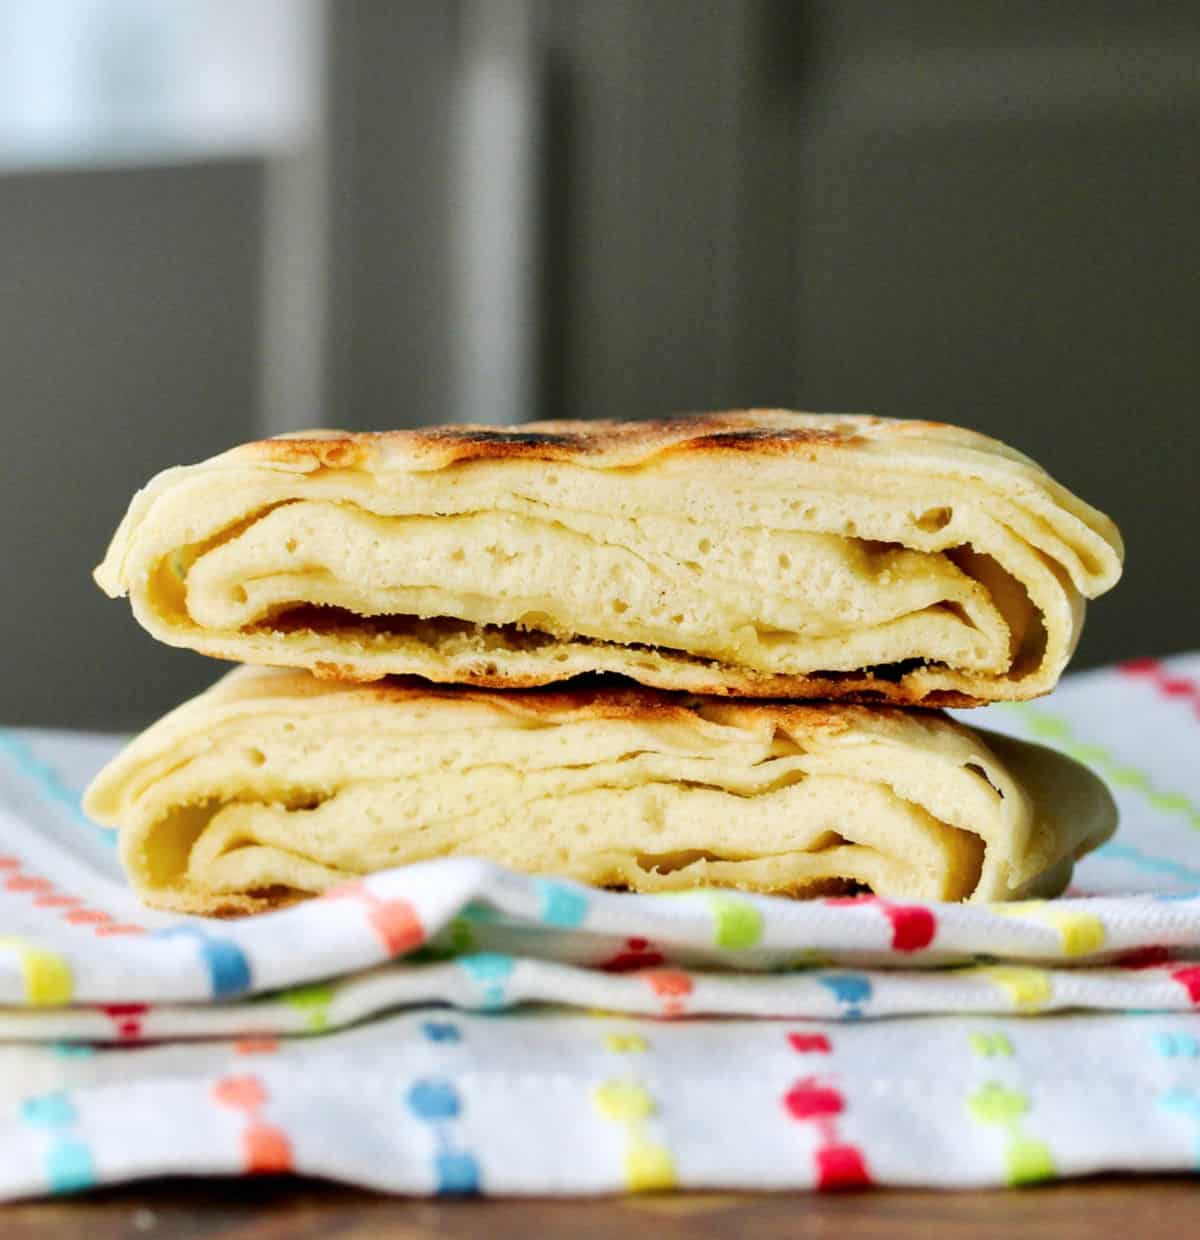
[141,886,307,918]
[244,411,927,473]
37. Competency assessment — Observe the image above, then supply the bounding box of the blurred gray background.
[3,1,1197,728]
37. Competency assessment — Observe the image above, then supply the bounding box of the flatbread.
[83,666,1116,915]
[94,411,1122,704]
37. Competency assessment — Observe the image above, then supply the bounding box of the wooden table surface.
[4,1177,1196,1238]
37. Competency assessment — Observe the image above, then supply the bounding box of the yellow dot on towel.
[0,938,73,1006]
[1149,791,1192,813]
[592,1080,655,1123]
[968,1031,1013,1058]
[1042,911,1105,956]
[605,1033,648,1054]
[704,894,763,950]
[992,902,1105,956]
[625,1139,677,1192]
[1006,1138,1056,1186]
[978,966,1052,1011]
[1107,766,1149,790]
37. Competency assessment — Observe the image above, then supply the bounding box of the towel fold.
[2,650,1194,1199]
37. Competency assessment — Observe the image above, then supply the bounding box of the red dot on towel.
[816,1143,872,1190]
[1160,677,1196,698]
[212,1075,268,1112]
[5,875,52,893]
[643,969,693,998]
[788,1033,833,1054]
[884,905,936,952]
[64,909,112,925]
[235,1038,280,1055]
[244,1124,293,1174]
[34,893,79,908]
[369,900,423,954]
[784,1079,845,1121]
[1170,967,1200,1005]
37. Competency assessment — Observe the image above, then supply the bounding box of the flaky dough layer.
[94,411,1122,705]
[84,667,1116,915]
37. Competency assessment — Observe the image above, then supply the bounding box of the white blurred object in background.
[452,0,544,428]
[0,0,319,169]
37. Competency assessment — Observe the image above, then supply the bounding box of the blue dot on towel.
[421,1021,462,1044]
[21,1092,77,1128]
[46,1140,95,1194]
[407,1078,462,1122]
[535,879,589,928]
[434,1149,481,1195]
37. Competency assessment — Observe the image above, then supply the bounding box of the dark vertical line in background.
[733,0,813,407]
[321,1,459,429]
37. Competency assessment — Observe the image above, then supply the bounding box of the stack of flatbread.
[85,411,1123,915]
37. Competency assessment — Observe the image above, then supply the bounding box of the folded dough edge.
[84,667,1116,916]
[94,411,1123,705]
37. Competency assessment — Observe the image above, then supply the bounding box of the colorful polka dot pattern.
[11,1008,1200,1195]
[966,1031,1056,1186]
[407,1024,480,1196]
[783,1032,872,1190]
[1153,1021,1200,1169]
[211,1076,293,1175]
[967,1083,1056,1185]
[7,655,1200,1018]
[2,658,1200,1196]
[0,855,141,937]
[277,983,334,1032]
[816,973,873,1019]
[991,902,1106,956]
[323,879,424,955]
[457,953,516,1009]
[591,1079,676,1192]
[153,925,251,998]
[824,895,937,952]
